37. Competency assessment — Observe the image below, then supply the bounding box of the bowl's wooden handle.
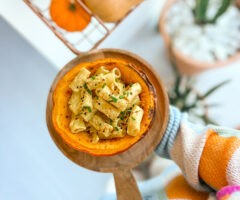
[114,170,142,200]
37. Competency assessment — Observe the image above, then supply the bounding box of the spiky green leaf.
[210,0,232,23]
[198,80,230,100]
[194,0,209,23]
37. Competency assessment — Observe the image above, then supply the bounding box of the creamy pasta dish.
[68,66,144,143]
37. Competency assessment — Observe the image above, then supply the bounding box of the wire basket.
[23,0,141,55]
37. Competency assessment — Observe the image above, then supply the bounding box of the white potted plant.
[159,0,240,74]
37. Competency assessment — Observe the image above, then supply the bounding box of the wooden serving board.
[46,49,169,200]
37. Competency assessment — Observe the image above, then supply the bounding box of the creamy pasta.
[68,66,144,143]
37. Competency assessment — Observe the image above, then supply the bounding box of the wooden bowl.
[159,0,240,75]
[46,48,169,199]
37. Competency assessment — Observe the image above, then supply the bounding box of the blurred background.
[1,0,240,199]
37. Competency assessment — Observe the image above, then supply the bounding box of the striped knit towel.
[156,106,240,193]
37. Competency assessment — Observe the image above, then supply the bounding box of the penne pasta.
[91,133,100,143]
[68,66,145,143]
[124,83,142,103]
[116,82,125,94]
[93,97,121,120]
[68,88,93,115]
[95,66,110,75]
[127,95,141,108]
[111,68,121,78]
[127,105,144,136]
[109,81,125,95]
[89,114,113,137]
[95,85,128,111]
[111,118,119,127]
[89,126,99,143]
[86,74,106,90]
[69,68,91,92]
[68,91,82,114]
[69,115,86,133]
[103,73,115,86]
[80,107,96,122]
[81,89,93,109]
[98,128,125,139]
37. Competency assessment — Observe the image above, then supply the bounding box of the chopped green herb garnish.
[91,76,95,80]
[129,83,133,87]
[102,83,106,88]
[109,119,113,125]
[119,108,132,120]
[123,91,130,96]
[114,127,119,131]
[119,95,125,99]
[119,111,125,120]
[131,117,136,120]
[83,83,92,95]
[127,109,132,113]
[109,95,118,103]
[83,106,92,112]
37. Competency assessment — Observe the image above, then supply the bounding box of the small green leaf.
[198,80,230,99]
[210,0,232,23]
[119,111,125,120]
[83,106,92,112]
[174,74,181,97]
[102,83,106,88]
[91,76,95,80]
[109,95,118,103]
[194,0,209,23]
[83,83,92,95]
[182,102,198,112]
[114,127,119,131]
[119,108,132,121]
[119,95,125,99]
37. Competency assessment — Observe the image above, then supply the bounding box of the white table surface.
[0,17,112,200]
[1,1,240,200]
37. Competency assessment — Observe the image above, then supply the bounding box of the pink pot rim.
[217,185,240,199]
[159,0,240,70]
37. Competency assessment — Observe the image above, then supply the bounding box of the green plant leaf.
[182,102,198,112]
[83,83,92,95]
[210,0,232,23]
[194,0,209,23]
[174,74,181,97]
[198,80,230,100]
[182,86,194,101]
